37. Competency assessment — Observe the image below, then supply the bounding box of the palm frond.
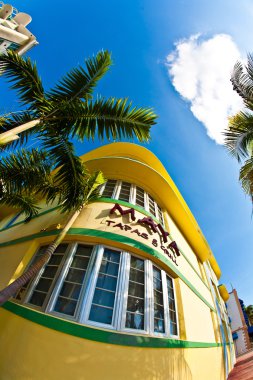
[0,111,39,149]
[48,97,157,142]
[239,156,253,196]
[0,51,44,107]
[0,148,53,194]
[0,193,40,222]
[47,51,112,102]
[41,133,89,212]
[223,112,253,161]
[84,171,105,204]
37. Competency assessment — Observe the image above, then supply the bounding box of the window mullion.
[115,251,130,330]
[144,191,149,212]
[161,270,169,337]
[113,180,121,200]
[99,182,106,196]
[80,245,103,323]
[130,184,136,205]
[146,260,153,335]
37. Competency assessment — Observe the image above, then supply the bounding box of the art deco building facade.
[0,143,234,379]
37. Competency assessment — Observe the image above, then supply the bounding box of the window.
[101,180,164,225]
[15,243,179,338]
[125,256,145,330]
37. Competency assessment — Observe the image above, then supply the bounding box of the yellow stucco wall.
[0,308,228,380]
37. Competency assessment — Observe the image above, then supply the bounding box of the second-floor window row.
[101,180,164,225]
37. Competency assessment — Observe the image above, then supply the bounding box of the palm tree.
[245,305,253,326]
[224,54,253,198]
[0,51,157,304]
[0,146,105,305]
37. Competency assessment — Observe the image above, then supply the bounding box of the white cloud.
[166,34,244,144]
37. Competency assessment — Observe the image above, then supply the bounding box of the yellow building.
[0,143,235,379]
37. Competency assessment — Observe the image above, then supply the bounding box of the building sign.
[105,203,180,266]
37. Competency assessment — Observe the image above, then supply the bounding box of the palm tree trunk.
[0,119,40,145]
[0,208,81,306]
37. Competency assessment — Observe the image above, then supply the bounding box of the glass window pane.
[127,296,144,312]
[43,266,58,279]
[36,278,53,293]
[126,311,144,330]
[71,256,90,269]
[170,322,178,335]
[93,289,115,308]
[54,297,77,316]
[128,282,144,298]
[148,195,156,216]
[102,180,117,198]
[96,274,117,291]
[75,245,93,257]
[59,282,82,300]
[89,305,113,324]
[125,256,145,330]
[100,261,119,276]
[65,268,86,284]
[48,255,64,266]
[153,267,165,333]
[135,186,145,208]
[129,268,144,284]
[154,318,165,333]
[166,276,178,335]
[89,249,121,325]
[118,181,131,202]
[157,204,164,225]
[103,249,120,263]
[29,291,47,307]
[130,257,144,271]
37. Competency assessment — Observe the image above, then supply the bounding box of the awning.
[218,284,230,302]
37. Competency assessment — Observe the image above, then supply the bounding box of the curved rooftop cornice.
[81,142,221,279]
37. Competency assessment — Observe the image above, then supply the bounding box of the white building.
[226,289,251,356]
[0,2,37,55]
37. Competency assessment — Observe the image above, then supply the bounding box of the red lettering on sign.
[110,203,136,221]
[113,223,124,230]
[105,220,116,226]
[168,241,181,257]
[131,229,141,236]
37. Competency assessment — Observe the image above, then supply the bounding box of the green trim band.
[0,198,208,290]
[96,197,161,223]
[0,227,215,312]
[2,301,221,349]
[0,206,61,232]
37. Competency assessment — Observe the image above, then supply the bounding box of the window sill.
[1,301,221,349]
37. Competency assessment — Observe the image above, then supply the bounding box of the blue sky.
[3,0,253,304]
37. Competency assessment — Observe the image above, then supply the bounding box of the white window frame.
[14,243,179,339]
[120,252,150,335]
[101,179,165,226]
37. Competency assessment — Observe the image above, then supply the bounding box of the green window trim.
[0,228,215,312]
[2,301,224,348]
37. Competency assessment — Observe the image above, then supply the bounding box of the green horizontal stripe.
[96,197,161,223]
[2,301,221,349]
[0,206,61,232]
[0,198,209,290]
[0,227,215,312]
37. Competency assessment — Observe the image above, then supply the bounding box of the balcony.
[0,2,38,55]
